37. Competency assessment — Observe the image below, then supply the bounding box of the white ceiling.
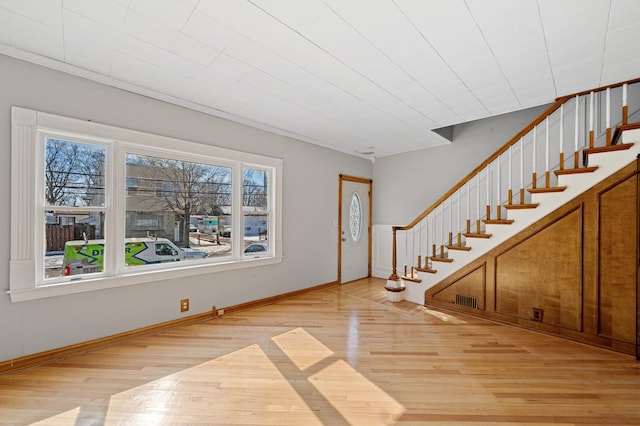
[1,0,639,158]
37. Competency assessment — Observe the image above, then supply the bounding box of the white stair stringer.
[403,128,640,305]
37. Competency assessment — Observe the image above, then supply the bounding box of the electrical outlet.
[180,298,189,312]
[218,308,225,316]
[532,307,543,322]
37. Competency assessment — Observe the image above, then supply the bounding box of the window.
[349,192,362,242]
[9,107,283,302]
[126,177,138,196]
[243,167,270,257]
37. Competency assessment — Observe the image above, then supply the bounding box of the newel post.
[388,226,399,281]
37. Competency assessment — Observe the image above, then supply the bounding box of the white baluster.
[574,95,579,167]
[606,87,611,129]
[508,146,512,202]
[496,156,501,219]
[589,91,594,131]
[623,83,628,125]
[559,104,564,169]
[589,91,594,148]
[519,137,524,202]
[532,125,537,188]
[486,166,490,219]
[545,117,549,172]
[476,172,480,233]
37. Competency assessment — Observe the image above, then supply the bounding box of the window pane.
[349,192,362,242]
[243,168,269,256]
[46,211,106,279]
[124,153,232,268]
[45,138,105,207]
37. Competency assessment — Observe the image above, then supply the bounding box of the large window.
[9,107,282,302]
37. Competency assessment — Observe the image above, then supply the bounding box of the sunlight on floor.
[95,328,404,424]
[309,359,405,424]
[421,306,468,323]
[104,343,322,425]
[271,327,334,370]
[31,407,80,425]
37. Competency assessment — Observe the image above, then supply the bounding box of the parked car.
[189,224,198,232]
[220,226,231,237]
[244,243,268,254]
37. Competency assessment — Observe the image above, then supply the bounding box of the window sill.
[7,255,282,303]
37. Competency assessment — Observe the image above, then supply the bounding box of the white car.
[244,243,268,254]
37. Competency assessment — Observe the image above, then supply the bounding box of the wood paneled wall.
[426,159,639,356]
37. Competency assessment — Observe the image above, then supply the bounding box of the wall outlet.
[218,308,225,316]
[532,307,543,322]
[180,298,189,312]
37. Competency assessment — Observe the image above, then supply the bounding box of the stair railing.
[389,78,640,283]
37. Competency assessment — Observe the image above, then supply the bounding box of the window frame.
[9,107,283,302]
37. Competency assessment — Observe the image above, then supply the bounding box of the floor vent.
[455,294,478,309]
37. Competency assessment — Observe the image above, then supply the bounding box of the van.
[62,237,207,276]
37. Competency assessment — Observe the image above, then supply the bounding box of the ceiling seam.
[598,0,613,87]
[536,0,558,98]
[319,0,457,127]
[463,0,523,110]
[244,0,439,135]
[392,0,491,117]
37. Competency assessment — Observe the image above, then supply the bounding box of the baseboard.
[0,280,338,376]
[223,280,338,315]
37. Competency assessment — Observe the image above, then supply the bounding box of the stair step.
[583,143,634,166]
[483,219,514,225]
[446,244,472,251]
[528,186,567,194]
[505,203,539,210]
[554,166,598,176]
[430,256,453,263]
[401,275,422,283]
[415,266,437,274]
[464,232,492,239]
[612,123,640,145]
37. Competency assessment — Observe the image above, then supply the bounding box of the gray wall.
[0,54,371,362]
[372,104,550,226]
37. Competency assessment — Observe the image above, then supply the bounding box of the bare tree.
[127,154,231,247]
[243,168,268,209]
[45,139,105,206]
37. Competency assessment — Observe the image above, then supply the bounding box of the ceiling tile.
[64,36,116,75]
[0,0,62,27]
[1,0,640,158]
[128,0,194,30]
[63,0,128,28]
[63,9,121,50]
[181,9,239,51]
[2,10,64,60]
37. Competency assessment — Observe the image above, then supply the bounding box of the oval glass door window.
[349,192,362,242]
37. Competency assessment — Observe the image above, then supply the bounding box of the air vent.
[455,294,478,309]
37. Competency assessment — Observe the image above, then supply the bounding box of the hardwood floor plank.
[0,277,638,425]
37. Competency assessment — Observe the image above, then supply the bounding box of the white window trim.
[9,107,283,302]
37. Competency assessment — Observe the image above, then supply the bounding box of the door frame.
[338,174,372,284]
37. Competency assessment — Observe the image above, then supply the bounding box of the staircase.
[387,79,640,306]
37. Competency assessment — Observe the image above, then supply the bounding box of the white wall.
[371,104,550,277]
[0,54,372,362]
[373,104,550,226]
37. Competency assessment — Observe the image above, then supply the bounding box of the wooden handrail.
[388,78,638,282]
[395,78,639,232]
[559,77,640,100]
[395,97,568,232]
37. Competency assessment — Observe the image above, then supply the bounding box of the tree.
[126,154,231,247]
[45,139,105,207]
[243,168,268,209]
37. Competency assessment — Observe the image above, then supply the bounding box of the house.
[0,2,639,421]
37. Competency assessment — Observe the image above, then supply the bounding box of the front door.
[339,175,371,284]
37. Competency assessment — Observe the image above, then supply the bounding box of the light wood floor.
[1,277,639,425]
